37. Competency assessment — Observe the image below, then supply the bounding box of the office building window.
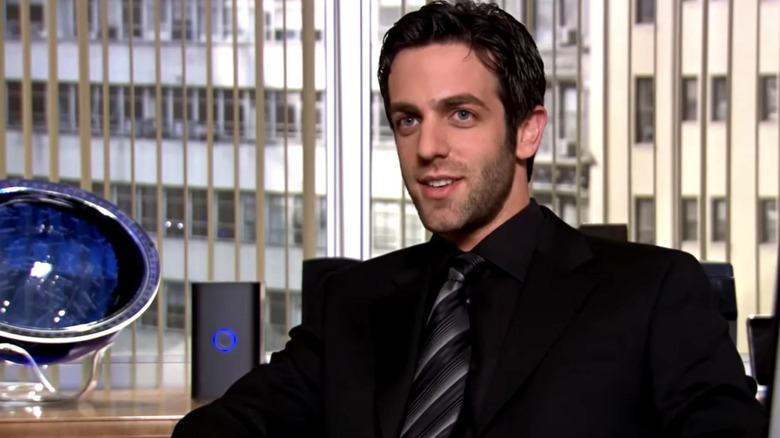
[759,199,777,243]
[533,1,552,46]
[166,281,185,330]
[92,182,105,199]
[140,295,158,327]
[404,205,427,247]
[5,1,44,39]
[114,184,133,216]
[559,83,577,143]
[58,83,78,132]
[635,197,655,244]
[137,186,157,234]
[712,76,728,121]
[636,77,654,143]
[292,196,304,246]
[712,198,728,242]
[241,193,256,243]
[681,197,698,241]
[637,0,655,23]
[373,201,400,251]
[760,76,777,121]
[216,190,236,240]
[266,194,287,246]
[682,77,698,121]
[7,81,22,127]
[190,189,208,238]
[372,92,393,143]
[317,196,327,250]
[559,195,578,226]
[165,187,185,237]
[32,82,46,128]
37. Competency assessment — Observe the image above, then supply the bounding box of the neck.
[442,176,531,251]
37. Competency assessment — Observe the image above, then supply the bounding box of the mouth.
[418,177,461,200]
[425,179,454,188]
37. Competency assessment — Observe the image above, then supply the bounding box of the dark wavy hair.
[377,0,546,181]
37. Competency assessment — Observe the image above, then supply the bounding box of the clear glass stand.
[0,343,108,405]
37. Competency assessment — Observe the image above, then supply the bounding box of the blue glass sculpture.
[0,179,160,403]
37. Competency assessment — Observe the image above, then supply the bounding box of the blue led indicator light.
[212,328,238,353]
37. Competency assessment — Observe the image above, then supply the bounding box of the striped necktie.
[401,253,485,438]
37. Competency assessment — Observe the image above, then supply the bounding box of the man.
[173,2,765,437]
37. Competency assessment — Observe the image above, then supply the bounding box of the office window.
[404,205,427,247]
[265,290,302,352]
[635,197,655,244]
[241,193,256,243]
[5,2,44,39]
[317,197,327,250]
[114,184,133,215]
[559,83,577,142]
[32,82,46,128]
[682,77,698,121]
[373,201,400,251]
[636,77,654,143]
[92,182,105,199]
[122,0,144,38]
[166,281,185,330]
[90,84,103,133]
[5,3,21,39]
[137,186,157,234]
[140,297,158,327]
[559,195,578,226]
[636,0,655,23]
[165,187,185,237]
[712,76,728,121]
[190,189,208,238]
[760,76,777,121]
[760,199,777,243]
[292,196,304,246]
[266,194,286,246]
[712,198,728,242]
[372,92,393,143]
[58,83,78,133]
[217,190,236,240]
[172,0,194,40]
[378,5,400,41]
[681,198,698,241]
[7,81,22,127]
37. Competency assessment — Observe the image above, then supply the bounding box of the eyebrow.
[388,93,489,117]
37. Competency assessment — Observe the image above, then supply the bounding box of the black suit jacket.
[173,208,766,437]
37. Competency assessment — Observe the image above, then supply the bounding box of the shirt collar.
[426,199,543,283]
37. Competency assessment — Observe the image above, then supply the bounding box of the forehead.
[387,43,500,105]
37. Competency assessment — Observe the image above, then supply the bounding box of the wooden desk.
[0,390,198,438]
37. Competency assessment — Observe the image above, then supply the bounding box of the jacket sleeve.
[647,251,767,437]
[172,277,330,438]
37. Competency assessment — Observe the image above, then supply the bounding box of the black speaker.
[191,281,263,401]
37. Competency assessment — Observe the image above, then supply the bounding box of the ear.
[515,105,547,161]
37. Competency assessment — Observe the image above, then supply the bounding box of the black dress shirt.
[420,200,543,437]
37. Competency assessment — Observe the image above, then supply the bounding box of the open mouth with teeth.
[427,180,453,188]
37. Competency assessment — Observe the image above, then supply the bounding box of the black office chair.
[700,262,738,346]
[578,223,629,242]
[301,257,361,325]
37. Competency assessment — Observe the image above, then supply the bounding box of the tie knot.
[448,252,485,282]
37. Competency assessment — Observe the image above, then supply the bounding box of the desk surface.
[0,390,198,438]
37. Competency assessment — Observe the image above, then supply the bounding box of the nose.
[416,119,449,162]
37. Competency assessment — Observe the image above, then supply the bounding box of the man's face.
[387,43,517,241]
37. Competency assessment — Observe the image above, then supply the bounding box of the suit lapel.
[373,264,432,438]
[475,211,597,435]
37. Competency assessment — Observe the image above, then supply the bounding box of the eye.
[454,110,473,121]
[397,117,418,128]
